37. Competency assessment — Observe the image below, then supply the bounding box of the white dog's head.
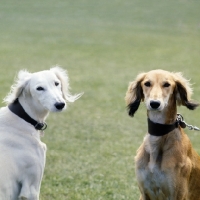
[4,66,83,113]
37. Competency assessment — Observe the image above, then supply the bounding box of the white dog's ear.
[3,70,32,104]
[50,66,83,102]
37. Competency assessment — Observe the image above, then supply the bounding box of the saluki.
[0,66,82,200]
[125,69,200,200]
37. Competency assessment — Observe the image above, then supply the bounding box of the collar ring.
[35,122,47,131]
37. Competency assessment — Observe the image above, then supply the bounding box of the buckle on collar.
[35,122,47,131]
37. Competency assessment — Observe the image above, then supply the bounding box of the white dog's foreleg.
[18,181,40,200]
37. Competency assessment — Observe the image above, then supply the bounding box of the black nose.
[150,100,160,109]
[55,102,65,110]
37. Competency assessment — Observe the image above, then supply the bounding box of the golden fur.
[125,69,200,200]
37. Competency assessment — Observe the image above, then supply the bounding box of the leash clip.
[176,113,200,131]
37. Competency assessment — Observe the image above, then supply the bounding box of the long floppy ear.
[50,66,83,102]
[3,70,31,105]
[125,73,146,117]
[173,72,199,110]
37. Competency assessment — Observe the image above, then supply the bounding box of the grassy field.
[1,0,200,199]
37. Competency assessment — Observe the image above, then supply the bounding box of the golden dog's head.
[125,69,199,117]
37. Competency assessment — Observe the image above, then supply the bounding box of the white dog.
[0,66,82,200]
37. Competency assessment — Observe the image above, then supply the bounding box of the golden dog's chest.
[136,165,172,200]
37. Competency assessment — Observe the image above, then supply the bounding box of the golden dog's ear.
[125,73,146,117]
[173,72,199,110]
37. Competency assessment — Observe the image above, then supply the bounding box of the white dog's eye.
[36,86,44,91]
[55,82,59,86]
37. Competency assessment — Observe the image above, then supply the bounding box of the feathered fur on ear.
[125,73,146,117]
[3,70,32,104]
[173,72,199,110]
[50,66,83,102]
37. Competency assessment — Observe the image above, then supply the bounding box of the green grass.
[1,0,200,199]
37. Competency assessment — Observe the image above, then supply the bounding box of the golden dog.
[125,69,200,200]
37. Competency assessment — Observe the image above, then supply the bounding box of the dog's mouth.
[43,102,66,112]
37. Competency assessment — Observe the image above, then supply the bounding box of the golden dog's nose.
[150,100,160,109]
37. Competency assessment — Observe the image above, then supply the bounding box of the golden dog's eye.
[144,81,151,87]
[163,82,170,87]
[55,82,59,86]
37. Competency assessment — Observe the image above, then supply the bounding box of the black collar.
[8,99,47,131]
[148,118,178,136]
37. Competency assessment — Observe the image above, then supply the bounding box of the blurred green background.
[1,0,200,199]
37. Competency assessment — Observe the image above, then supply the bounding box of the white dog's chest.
[0,128,46,200]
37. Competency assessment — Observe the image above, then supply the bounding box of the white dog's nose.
[54,102,65,110]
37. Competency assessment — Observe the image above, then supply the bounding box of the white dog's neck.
[18,96,49,123]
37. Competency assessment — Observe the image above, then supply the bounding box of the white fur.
[0,66,82,199]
